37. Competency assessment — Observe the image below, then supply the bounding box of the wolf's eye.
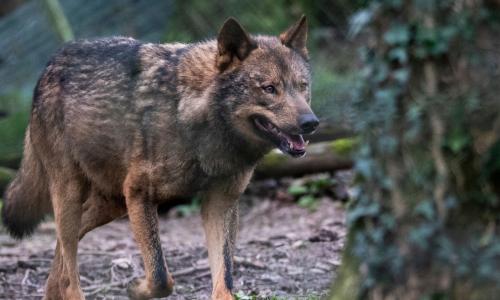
[262,85,276,94]
[299,82,308,91]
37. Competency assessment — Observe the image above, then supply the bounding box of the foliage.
[174,196,201,217]
[312,62,358,122]
[0,93,30,167]
[234,290,322,300]
[336,0,500,298]
[234,291,263,300]
[163,0,360,122]
[163,0,363,42]
[288,174,336,210]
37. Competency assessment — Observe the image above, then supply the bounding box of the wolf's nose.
[298,113,319,134]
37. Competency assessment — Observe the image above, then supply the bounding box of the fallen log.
[307,123,353,143]
[255,139,355,179]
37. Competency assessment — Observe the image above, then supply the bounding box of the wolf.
[1,16,318,299]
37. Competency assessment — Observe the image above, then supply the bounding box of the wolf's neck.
[173,40,269,175]
[176,93,267,177]
[177,40,219,92]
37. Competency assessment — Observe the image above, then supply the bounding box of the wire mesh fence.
[0,0,174,103]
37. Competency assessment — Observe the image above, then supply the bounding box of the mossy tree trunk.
[331,1,500,299]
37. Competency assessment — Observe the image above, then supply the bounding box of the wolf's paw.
[127,275,174,300]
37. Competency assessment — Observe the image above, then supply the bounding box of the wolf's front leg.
[202,173,252,300]
[124,174,174,300]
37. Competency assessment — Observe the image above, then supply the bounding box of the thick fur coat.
[2,16,318,299]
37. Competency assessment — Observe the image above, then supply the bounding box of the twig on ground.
[234,256,266,269]
[83,273,136,296]
[193,270,212,280]
[173,265,209,277]
[21,269,32,285]
[7,282,40,289]
[79,250,122,256]
[79,275,94,285]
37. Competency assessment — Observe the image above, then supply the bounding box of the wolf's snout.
[298,113,319,134]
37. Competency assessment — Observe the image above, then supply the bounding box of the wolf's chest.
[152,158,211,200]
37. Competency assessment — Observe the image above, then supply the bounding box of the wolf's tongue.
[290,135,305,151]
[283,133,305,151]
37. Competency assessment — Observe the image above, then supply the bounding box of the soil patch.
[0,189,346,299]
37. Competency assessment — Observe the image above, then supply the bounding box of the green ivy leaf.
[414,200,435,220]
[384,24,410,45]
[447,131,470,153]
[287,184,308,196]
[392,68,410,83]
[388,47,408,64]
[347,202,380,224]
[298,195,318,210]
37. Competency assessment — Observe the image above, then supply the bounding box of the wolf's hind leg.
[124,174,174,299]
[44,188,126,300]
[48,176,86,300]
[78,188,127,240]
[44,242,63,300]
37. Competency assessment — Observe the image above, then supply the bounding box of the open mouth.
[253,116,307,158]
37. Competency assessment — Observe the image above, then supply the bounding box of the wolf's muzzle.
[298,113,319,134]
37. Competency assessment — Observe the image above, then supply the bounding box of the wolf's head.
[214,16,318,158]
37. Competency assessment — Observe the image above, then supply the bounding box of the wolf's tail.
[2,127,51,239]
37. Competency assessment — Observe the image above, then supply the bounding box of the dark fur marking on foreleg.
[223,240,233,291]
[151,244,168,289]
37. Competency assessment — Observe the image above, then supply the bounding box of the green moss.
[260,151,288,168]
[329,137,359,156]
[0,110,29,166]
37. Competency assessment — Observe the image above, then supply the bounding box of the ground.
[0,176,347,300]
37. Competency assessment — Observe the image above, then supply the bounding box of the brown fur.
[2,16,316,299]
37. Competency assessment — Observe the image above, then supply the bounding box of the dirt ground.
[0,177,347,300]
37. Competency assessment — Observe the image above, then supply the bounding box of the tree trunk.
[330,1,500,299]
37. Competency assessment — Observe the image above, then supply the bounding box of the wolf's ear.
[280,15,308,59]
[216,18,257,72]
